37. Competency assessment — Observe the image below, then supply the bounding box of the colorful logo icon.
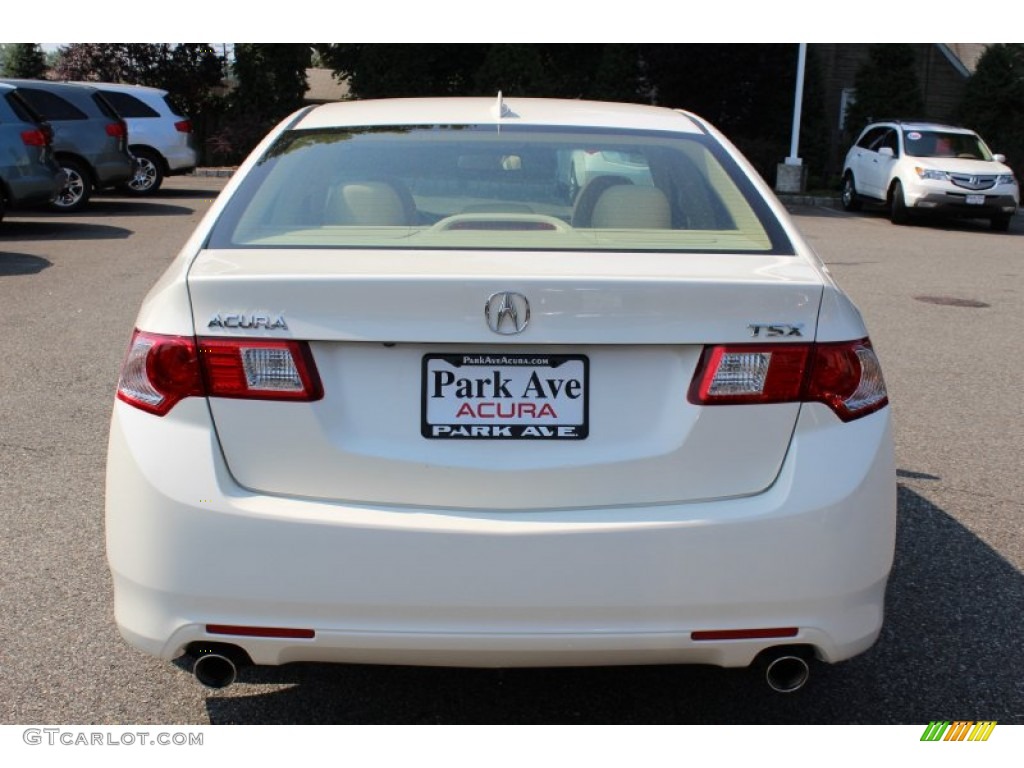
[921,721,997,742]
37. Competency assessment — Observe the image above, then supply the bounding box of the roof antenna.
[493,91,515,120]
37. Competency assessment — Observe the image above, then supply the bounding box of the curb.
[776,193,843,210]
[191,167,237,178]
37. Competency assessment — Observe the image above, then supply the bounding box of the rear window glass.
[101,91,160,118]
[4,91,42,123]
[209,125,790,254]
[91,93,121,120]
[17,89,87,121]
[162,94,187,117]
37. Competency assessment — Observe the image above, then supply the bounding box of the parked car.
[0,83,64,223]
[107,97,896,694]
[77,82,198,195]
[842,120,1019,230]
[0,79,133,212]
[566,148,654,201]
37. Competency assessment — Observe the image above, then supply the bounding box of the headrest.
[326,181,408,225]
[590,185,671,229]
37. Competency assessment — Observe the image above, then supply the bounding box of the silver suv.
[842,121,1019,231]
[82,83,198,195]
[0,79,134,211]
[0,84,64,222]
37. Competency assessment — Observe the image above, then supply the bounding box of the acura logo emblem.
[485,292,530,335]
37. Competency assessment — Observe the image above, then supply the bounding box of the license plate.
[422,353,588,439]
[966,194,986,205]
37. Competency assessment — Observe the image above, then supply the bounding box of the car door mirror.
[993,153,1006,163]
[878,147,895,158]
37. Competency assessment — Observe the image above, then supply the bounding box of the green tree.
[231,44,311,119]
[473,44,548,96]
[2,43,47,78]
[844,44,924,133]
[591,44,644,103]
[959,44,1024,179]
[317,44,488,98]
[205,44,312,165]
[316,44,642,102]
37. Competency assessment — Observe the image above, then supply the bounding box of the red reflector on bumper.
[206,624,315,639]
[691,628,799,641]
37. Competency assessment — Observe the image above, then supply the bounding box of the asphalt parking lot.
[0,177,1021,724]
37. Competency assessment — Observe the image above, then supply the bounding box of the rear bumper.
[92,154,134,187]
[162,144,198,175]
[3,168,63,207]
[106,400,896,669]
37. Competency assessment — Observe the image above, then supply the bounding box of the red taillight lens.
[174,119,192,133]
[20,129,48,147]
[105,121,127,138]
[116,331,323,416]
[692,627,799,641]
[805,340,888,421]
[116,331,203,416]
[688,339,887,421]
[207,624,315,639]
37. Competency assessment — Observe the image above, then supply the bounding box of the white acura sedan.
[106,97,895,693]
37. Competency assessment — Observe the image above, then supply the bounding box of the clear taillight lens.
[198,338,323,400]
[688,345,809,404]
[688,339,888,421]
[116,331,322,416]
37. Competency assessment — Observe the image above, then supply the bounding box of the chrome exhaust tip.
[193,653,238,689]
[764,654,811,693]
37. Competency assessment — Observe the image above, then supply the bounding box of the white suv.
[842,121,1019,231]
[80,82,199,195]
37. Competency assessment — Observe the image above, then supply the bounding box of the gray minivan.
[0,83,64,222]
[0,79,134,211]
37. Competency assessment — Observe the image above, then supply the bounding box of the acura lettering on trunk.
[107,96,895,693]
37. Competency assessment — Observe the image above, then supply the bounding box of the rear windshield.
[17,88,86,121]
[102,91,160,118]
[208,125,791,254]
[92,92,121,120]
[4,90,44,123]
[162,94,187,117]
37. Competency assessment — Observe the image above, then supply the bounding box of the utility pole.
[776,43,808,194]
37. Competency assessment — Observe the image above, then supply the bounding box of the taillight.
[116,332,203,416]
[688,339,887,421]
[105,121,127,138]
[116,331,323,416]
[20,129,48,147]
[804,340,888,421]
[688,344,811,405]
[174,119,192,133]
[198,338,323,401]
